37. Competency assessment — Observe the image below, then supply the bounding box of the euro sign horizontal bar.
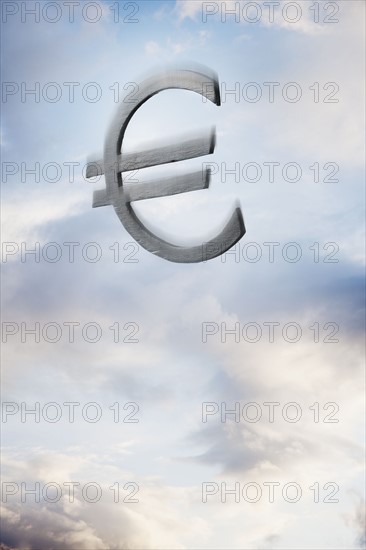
[86,127,215,179]
[92,169,211,208]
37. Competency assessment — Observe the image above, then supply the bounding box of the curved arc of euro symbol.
[87,67,245,263]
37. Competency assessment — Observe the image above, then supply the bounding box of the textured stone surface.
[86,66,245,263]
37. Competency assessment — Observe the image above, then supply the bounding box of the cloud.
[0,447,210,550]
[175,0,338,33]
[144,36,194,59]
[1,185,88,248]
[1,1,364,548]
[175,0,203,21]
[145,40,162,56]
[342,498,366,549]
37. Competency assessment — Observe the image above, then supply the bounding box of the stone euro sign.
[86,67,245,263]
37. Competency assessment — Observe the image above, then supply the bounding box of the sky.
[0,1,365,549]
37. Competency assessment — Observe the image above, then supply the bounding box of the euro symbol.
[86,66,245,263]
